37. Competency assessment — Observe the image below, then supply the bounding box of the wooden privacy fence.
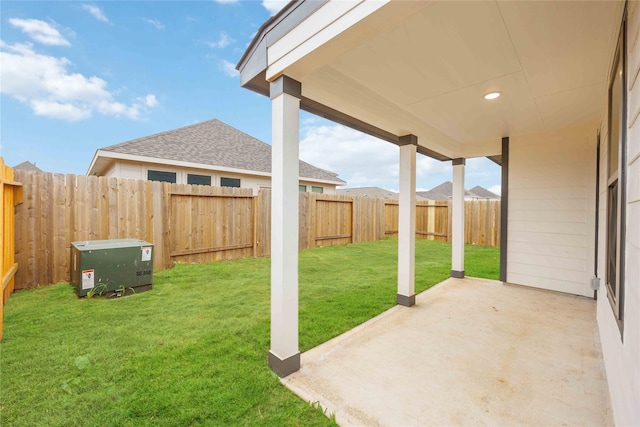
[13,170,500,290]
[1,159,23,341]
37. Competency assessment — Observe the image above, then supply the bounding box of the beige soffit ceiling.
[273,0,622,158]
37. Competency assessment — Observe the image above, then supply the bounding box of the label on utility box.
[141,246,152,262]
[82,269,95,290]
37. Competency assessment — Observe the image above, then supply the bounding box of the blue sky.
[0,1,501,193]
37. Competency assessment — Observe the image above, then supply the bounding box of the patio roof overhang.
[238,0,624,162]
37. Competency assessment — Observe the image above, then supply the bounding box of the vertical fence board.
[11,171,501,289]
[1,159,22,340]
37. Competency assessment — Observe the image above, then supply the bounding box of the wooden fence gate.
[1,159,23,341]
[11,171,500,290]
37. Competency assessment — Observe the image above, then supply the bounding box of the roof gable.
[417,181,499,200]
[14,161,43,172]
[468,185,500,199]
[337,186,427,200]
[93,119,345,184]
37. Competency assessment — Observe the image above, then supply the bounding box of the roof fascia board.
[87,150,101,175]
[238,0,327,85]
[267,0,389,81]
[92,150,345,185]
[487,155,503,166]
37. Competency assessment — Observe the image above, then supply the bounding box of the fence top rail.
[315,198,354,203]
[169,192,255,198]
[1,179,22,187]
[384,201,449,207]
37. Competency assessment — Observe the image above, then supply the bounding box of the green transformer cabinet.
[70,239,154,297]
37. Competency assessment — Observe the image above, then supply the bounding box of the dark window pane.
[299,185,307,192]
[220,177,241,188]
[187,174,211,186]
[607,181,618,294]
[148,170,176,183]
[311,186,323,194]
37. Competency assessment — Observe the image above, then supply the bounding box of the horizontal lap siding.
[508,124,596,297]
[598,4,640,426]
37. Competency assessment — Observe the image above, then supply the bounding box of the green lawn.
[0,238,498,426]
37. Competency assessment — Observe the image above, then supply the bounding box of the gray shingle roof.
[417,181,456,200]
[337,187,427,200]
[14,161,43,172]
[417,181,499,200]
[99,119,345,184]
[468,185,500,199]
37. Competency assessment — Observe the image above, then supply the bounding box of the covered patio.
[284,277,612,426]
[238,1,638,425]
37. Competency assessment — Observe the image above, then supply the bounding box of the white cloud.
[0,41,157,122]
[208,32,233,49]
[144,19,165,30]
[262,0,289,15]
[218,59,239,77]
[300,124,395,189]
[299,123,452,191]
[30,99,91,121]
[488,185,501,196]
[82,4,109,23]
[9,18,70,46]
[141,94,158,107]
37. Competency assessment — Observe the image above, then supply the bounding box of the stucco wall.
[597,3,640,425]
[508,123,596,297]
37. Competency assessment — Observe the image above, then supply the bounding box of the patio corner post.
[397,135,417,307]
[500,137,509,283]
[268,75,301,377]
[451,158,465,278]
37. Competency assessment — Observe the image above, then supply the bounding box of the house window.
[187,174,211,186]
[148,170,176,183]
[299,185,307,192]
[220,177,241,188]
[605,23,626,331]
[311,186,323,194]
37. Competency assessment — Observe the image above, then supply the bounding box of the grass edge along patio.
[237,1,639,425]
[1,238,498,426]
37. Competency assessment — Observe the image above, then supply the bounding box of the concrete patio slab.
[283,277,612,426]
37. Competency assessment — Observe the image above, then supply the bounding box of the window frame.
[187,174,212,186]
[605,16,627,335]
[311,186,324,194]
[220,177,241,188]
[147,170,177,183]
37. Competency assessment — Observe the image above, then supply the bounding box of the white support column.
[451,158,465,278]
[397,135,417,306]
[268,75,301,377]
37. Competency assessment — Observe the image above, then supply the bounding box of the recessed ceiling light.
[484,92,501,100]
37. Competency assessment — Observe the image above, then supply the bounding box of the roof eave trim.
[91,151,346,185]
[238,0,328,89]
[87,150,105,175]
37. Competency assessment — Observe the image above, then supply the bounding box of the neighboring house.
[238,1,639,425]
[417,181,500,200]
[468,185,500,200]
[337,186,427,200]
[87,119,345,194]
[13,161,42,172]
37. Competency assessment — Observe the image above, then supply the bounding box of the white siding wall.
[598,3,640,425]
[104,160,337,194]
[508,123,596,297]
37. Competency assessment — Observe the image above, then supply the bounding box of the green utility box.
[70,239,154,297]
